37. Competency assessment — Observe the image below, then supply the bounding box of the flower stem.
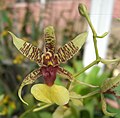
[74,60,98,78]
[78,4,100,59]
[70,89,100,99]
[74,4,110,78]
[83,9,99,59]
[33,103,52,112]
[75,79,99,88]
[19,103,53,118]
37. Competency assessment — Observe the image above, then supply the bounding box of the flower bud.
[78,3,87,17]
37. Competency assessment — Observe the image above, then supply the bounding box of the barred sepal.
[56,32,88,63]
[8,32,42,64]
[18,68,41,105]
[101,73,120,93]
[101,94,116,117]
[57,66,74,81]
[44,26,56,53]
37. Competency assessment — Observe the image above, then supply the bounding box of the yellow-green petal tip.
[18,86,29,106]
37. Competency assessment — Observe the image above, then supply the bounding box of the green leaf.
[85,66,100,85]
[74,60,83,73]
[39,112,52,118]
[80,110,90,118]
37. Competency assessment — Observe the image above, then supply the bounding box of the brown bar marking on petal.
[57,48,66,62]
[57,41,79,63]
[20,42,32,56]
[20,42,28,53]
[57,66,74,81]
[45,35,56,53]
[64,44,71,59]
[68,42,78,54]
[24,44,32,56]
[23,68,41,85]
[101,75,120,93]
[19,42,42,63]
[20,42,29,54]
[28,47,42,62]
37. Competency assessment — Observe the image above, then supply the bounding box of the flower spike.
[56,32,88,63]
[18,68,42,105]
[8,31,42,65]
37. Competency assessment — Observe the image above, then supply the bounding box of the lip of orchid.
[41,65,58,86]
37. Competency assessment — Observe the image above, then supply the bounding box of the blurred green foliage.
[0,2,42,117]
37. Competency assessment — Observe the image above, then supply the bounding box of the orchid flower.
[9,26,87,106]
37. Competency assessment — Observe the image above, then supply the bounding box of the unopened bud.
[78,3,87,17]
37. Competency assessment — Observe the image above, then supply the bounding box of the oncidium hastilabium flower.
[8,26,88,106]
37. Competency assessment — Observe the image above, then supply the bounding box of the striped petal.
[8,31,42,65]
[101,73,120,93]
[44,26,56,53]
[31,84,69,105]
[56,32,88,63]
[18,68,42,105]
[57,66,74,81]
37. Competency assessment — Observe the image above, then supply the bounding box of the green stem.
[74,60,98,78]
[33,104,52,112]
[19,105,36,118]
[70,89,100,99]
[85,14,96,34]
[19,103,52,118]
[75,79,99,88]
[84,13,99,59]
